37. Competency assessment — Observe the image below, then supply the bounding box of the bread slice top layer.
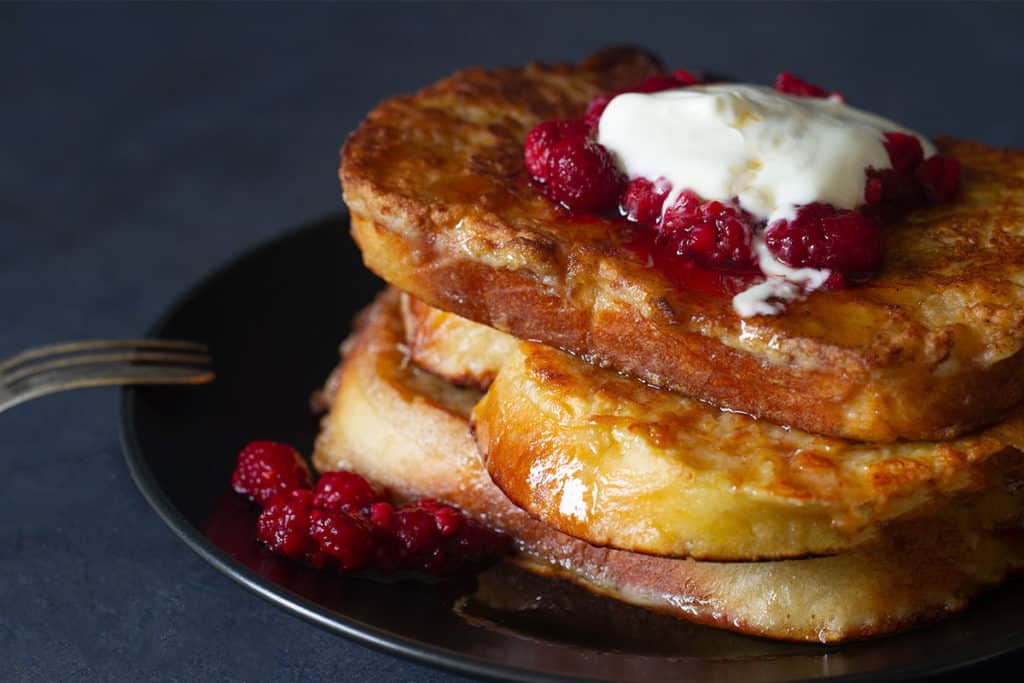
[313,288,1024,642]
[341,47,1024,442]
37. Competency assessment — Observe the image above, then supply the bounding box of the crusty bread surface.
[402,292,1024,559]
[341,48,1024,442]
[312,288,1024,642]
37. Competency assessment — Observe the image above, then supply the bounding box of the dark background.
[3,2,1023,681]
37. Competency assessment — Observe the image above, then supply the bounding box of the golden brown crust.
[400,293,515,389]
[475,337,1024,559]
[341,49,1024,442]
[400,293,1024,559]
[313,288,1024,642]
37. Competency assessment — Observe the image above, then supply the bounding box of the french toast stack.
[317,48,1024,641]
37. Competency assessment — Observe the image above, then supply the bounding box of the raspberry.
[823,271,848,290]
[543,137,626,212]
[453,521,513,562]
[256,489,312,559]
[584,70,701,128]
[621,177,671,224]
[394,506,440,558]
[367,501,397,533]
[231,441,311,507]
[312,471,385,513]
[238,457,513,576]
[419,547,450,575]
[672,69,700,86]
[660,191,757,269]
[916,156,961,203]
[883,132,924,172]
[582,95,613,130]
[309,509,374,570]
[765,204,883,273]
[774,72,840,100]
[523,119,589,180]
[414,499,463,536]
[628,74,688,94]
[372,541,401,573]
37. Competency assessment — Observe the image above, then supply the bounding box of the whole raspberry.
[395,506,440,559]
[231,441,311,507]
[453,521,514,562]
[312,471,385,513]
[309,509,374,570]
[883,132,924,172]
[916,156,961,203]
[765,204,883,273]
[256,489,312,559]
[543,137,626,212]
[584,70,701,128]
[671,69,700,86]
[367,501,397,533]
[660,191,757,269]
[583,95,613,130]
[621,177,671,224]
[774,72,841,100]
[415,499,463,536]
[864,168,923,215]
[523,119,589,180]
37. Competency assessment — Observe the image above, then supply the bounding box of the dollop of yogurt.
[596,84,936,316]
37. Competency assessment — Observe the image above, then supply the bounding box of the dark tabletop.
[3,2,1023,681]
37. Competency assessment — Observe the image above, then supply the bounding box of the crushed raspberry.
[774,71,840,99]
[916,156,961,203]
[313,471,386,513]
[542,137,626,212]
[883,132,924,172]
[231,440,312,507]
[309,509,374,571]
[661,191,757,269]
[765,204,884,273]
[231,448,511,577]
[256,489,312,559]
[621,177,671,224]
[523,119,589,180]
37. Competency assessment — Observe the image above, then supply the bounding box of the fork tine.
[0,339,209,373]
[0,364,215,414]
[3,350,212,385]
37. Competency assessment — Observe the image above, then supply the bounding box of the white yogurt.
[597,84,935,316]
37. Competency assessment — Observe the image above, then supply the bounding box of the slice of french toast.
[340,47,1024,442]
[401,292,1024,559]
[312,288,1024,642]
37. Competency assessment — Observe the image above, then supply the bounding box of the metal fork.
[0,339,214,414]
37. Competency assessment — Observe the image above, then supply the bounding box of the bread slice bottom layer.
[313,288,1024,642]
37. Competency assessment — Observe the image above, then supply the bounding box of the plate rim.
[118,213,1024,683]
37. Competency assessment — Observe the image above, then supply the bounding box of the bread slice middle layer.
[403,292,1024,560]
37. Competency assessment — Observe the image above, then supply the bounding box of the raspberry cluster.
[522,69,963,289]
[231,441,512,575]
[523,69,699,213]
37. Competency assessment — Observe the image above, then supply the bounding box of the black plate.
[121,214,1024,682]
